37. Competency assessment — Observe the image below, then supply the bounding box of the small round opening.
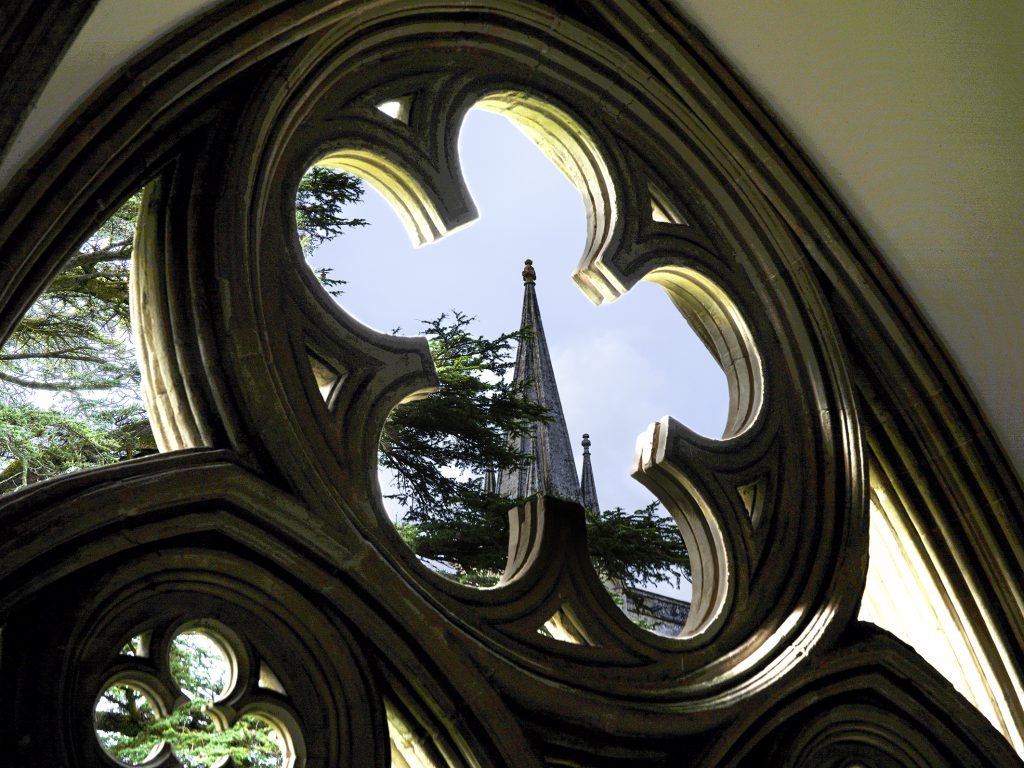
[169,630,231,702]
[227,715,287,768]
[94,683,161,765]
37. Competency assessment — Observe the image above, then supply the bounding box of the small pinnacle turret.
[497,260,581,502]
[579,433,601,514]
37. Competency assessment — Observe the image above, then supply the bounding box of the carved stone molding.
[0,1,1020,764]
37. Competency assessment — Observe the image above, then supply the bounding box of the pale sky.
[313,109,728,600]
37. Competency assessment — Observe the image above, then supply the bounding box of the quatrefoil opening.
[290,80,760,646]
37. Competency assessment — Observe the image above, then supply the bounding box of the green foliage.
[381,313,550,582]
[0,167,366,491]
[94,684,160,764]
[0,194,139,393]
[586,501,690,587]
[296,166,367,295]
[0,188,152,492]
[170,633,229,700]
[295,166,368,251]
[383,314,691,589]
[95,635,283,768]
[3,160,689,605]
[0,401,150,492]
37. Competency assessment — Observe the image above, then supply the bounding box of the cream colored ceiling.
[5,0,1022,481]
[674,1,1024,481]
[0,0,216,186]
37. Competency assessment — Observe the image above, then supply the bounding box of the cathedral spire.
[497,260,581,502]
[579,433,601,514]
[483,467,497,495]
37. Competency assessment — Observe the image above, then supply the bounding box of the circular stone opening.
[94,683,161,765]
[232,714,287,767]
[169,630,231,702]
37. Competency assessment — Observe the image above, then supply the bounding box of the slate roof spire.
[579,433,601,514]
[497,260,581,502]
[483,467,497,495]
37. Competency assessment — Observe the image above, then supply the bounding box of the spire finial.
[522,259,536,284]
[579,432,600,514]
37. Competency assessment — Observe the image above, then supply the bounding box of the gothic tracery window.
[94,625,293,767]
[0,3,1020,766]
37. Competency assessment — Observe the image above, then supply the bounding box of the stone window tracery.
[92,622,300,767]
[0,2,1021,766]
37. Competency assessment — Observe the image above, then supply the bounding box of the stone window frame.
[0,2,1020,765]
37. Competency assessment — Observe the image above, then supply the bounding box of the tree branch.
[0,370,118,390]
[0,351,107,363]
[71,241,133,267]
